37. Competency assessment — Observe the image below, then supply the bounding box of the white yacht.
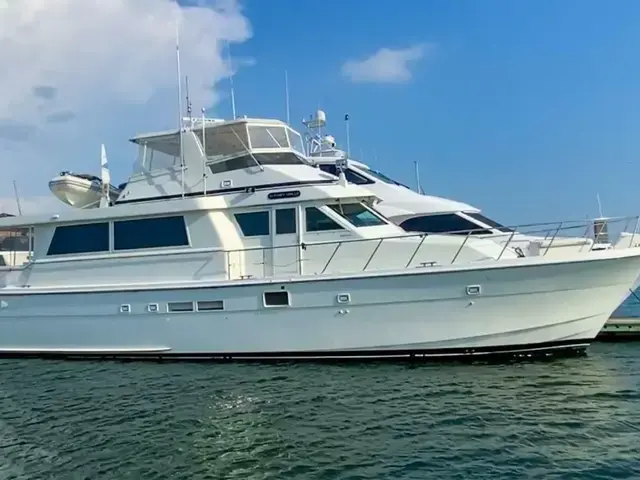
[0,115,639,360]
[303,111,638,256]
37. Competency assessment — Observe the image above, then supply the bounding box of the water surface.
[0,343,639,479]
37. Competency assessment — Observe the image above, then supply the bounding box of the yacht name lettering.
[267,191,301,200]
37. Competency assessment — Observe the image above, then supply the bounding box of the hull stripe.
[0,338,591,362]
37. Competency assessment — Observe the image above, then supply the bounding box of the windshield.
[193,124,249,160]
[248,125,289,149]
[328,203,387,227]
[287,129,306,155]
[465,212,513,233]
[360,167,409,188]
[209,151,305,175]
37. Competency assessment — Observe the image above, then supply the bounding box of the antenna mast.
[597,193,604,218]
[176,19,185,198]
[285,70,290,124]
[99,144,110,208]
[344,113,351,158]
[202,107,207,196]
[414,160,423,194]
[12,180,22,215]
[227,42,236,119]
[185,76,193,128]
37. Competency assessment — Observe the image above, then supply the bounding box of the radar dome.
[324,135,336,147]
[315,110,326,123]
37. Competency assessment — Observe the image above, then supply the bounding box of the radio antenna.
[285,70,290,124]
[226,41,237,119]
[175,19,185,198]
[185,76,193,128]
[344,113,351,158]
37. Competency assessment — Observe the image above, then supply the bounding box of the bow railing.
[223,215,640,280]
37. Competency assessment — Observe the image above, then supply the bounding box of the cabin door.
[270,207,301,277]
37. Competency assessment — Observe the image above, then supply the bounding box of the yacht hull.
[0,251,638,361]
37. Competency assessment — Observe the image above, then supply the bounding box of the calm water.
[1,343,640,479]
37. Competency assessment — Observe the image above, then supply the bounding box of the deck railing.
[223,215,640,280]
[1,216,639,282]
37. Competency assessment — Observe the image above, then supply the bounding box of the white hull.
[0,249,637,360]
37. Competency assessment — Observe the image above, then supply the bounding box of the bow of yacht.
[0,115,639,360]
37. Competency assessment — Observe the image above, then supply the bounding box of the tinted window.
[235,211,270,236]
[257,152,304,166]
[209,152,305,175]
[305,207,344,232]
[399,214,492,235]
[317,165,372,185]
[465,212,513,233]
[276,208,297,234]
[0,234,29,251]
[47,223,109,255]
[114,216,189,250]
[362,167,409,188]
[209,155,255,175]
[328,203,386,227]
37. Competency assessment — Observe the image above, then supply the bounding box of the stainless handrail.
[362,238,384,271]
[450,231,471,264]
[405,234,428,268]
[543,222,563,256]
[221,214,640,280]
[221,215,637,256]
[497,230,517,260]
[5,215,640,277]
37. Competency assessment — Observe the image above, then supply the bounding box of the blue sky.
[229,0,640,225]
[3,0,640,227]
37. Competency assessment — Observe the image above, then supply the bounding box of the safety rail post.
[630,216,640,249]
[497,229,518,260]
[320,242,343,274]
[450,231,472,265]
[362,238,384,271]
[588,218,608,252]
[11,230,16,267]
[405,234,428,268]
[226,250,232,280]
[543,222,563,256]
[262,247,268,277]
[28,226,35,264]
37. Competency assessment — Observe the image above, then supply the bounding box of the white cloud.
[341,44,431,84]
[0,195,64,216]
[0,0,252,213]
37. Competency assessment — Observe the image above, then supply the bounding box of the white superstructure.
[0,115,639,360]
[303,110,638,257]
